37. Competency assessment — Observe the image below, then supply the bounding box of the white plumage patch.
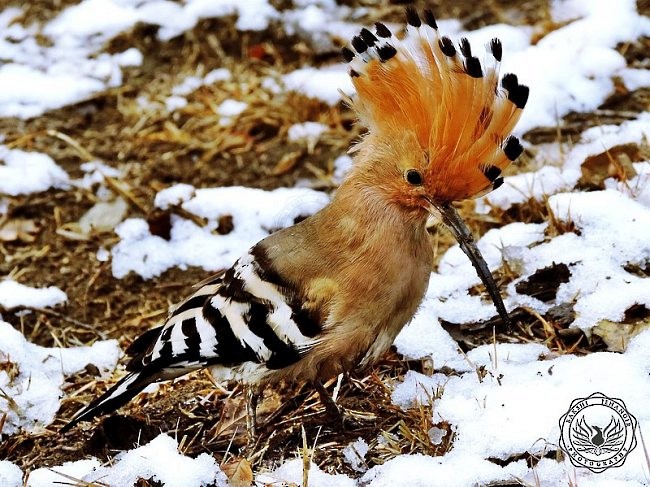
[235,251,313,346]
[195,314,219,357]
[211,294,271,361]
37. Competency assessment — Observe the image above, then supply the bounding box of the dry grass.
[1,0,649,484]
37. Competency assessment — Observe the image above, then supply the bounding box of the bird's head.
[342,8,530,327]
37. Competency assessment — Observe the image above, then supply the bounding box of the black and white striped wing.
[140,246,322,371]
[62,244,322,431]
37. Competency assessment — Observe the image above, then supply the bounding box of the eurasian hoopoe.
[63,8,528,432]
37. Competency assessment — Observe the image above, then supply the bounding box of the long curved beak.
[427,199,511,329]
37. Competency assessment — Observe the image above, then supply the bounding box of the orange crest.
[342,8,529,202]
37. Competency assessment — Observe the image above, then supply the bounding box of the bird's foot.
[314,380,360,430]
[243,386,259,452]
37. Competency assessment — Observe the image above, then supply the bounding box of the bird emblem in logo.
[559,392,638,473]
[571,415,624,456]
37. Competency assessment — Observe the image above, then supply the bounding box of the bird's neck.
[303,175,433,275]
[330,175,428,239]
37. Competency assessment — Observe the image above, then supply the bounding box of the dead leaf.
[247,43,267,60]
[592,309,650,352]
[271,151,301,176]
[147,209,172,240]
[579,143,640,188]
[222,457,253,487]
[216,214,234,235]
[0,218,40,242]
[78,197,129,234]
[514,263,571,302]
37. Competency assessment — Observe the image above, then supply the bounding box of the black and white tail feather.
[62,244,321,431]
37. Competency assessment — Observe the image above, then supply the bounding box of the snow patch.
[26,434,228,487]
[283,65,354,105]
[343,438,370,473]
[112,185,329,279]
[0,280,67,309]
[0,147,69,195]
[288,122,329,142]
[0,321,119,436]
[0,461,22,487]
[257,458,357,487]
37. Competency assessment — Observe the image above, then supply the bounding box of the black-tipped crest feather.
[439,36,456,57]
[341,46,355,62]
[489,38,502,62]
[423,9,438,29]
[360,28,378,46]
[375,22,392,38]
[503,136,524,161]
[465,57,483,78]
[405,7,421,27]
[377,44,397,62]
[460,37,472,57]
[351,35,367,54]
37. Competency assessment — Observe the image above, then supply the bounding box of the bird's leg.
[315,380,343,423]
[245,386,259,444]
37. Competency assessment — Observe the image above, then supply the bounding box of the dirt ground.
[1,0,649,483]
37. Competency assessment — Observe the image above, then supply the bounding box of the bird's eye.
[405,169,423,185]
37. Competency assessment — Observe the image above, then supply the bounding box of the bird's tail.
[60,365,185,433]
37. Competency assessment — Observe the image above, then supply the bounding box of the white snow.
[545,190,650,330]
[283,65,354,105]
[373,330,650,487]
[112,185,330,279]
[1,0,353,119]
[26,434,228,487]
[607,161,650,207]
[333,154,353,183]
[172,70,232,96]
[281,0,650,121]
[479,113,650,212]
[0,4,142,119]
[163,68,233,112]
[288,121,329,143]
[343,438,370,472]
[505,0,650,134]
[282,1,364,53]
[96,247,110,262]
[422,187,650,334]
[361,452,531,487]
[165,95,188,111]
[204,68,232,84]
[78,160,122,188]
[0,280,67,309]
[172,75,209,97]
[0,320,119,436]
[0,147,69,195]
[618,68,650,91]
[27,459,101,487]
[256,458,357,487]
[216,99,248,125]
[2,0,648,120]
[216,99,248,117]
[0,461,22,487]
[154,183,196,209]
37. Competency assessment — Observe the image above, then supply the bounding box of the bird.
[62,7,528,433]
